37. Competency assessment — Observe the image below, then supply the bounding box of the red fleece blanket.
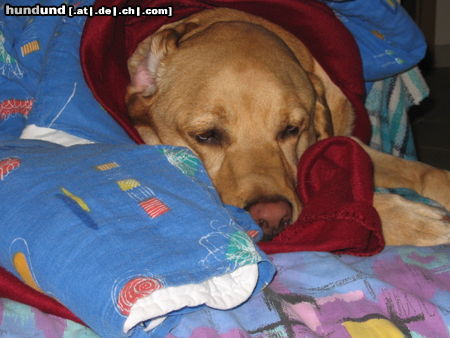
[1,0,384,325]
[259,136,383,255]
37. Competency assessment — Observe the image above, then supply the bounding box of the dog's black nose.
[245,197,292,241]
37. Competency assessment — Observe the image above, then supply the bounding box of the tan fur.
[126,8,449,246]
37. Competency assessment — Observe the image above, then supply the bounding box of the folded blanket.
[0,140,275,336]
[259,137,384,255]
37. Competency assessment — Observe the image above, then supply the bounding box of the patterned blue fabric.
[0,139,275,336]
[0,0,132,143]
[321,0,426,87]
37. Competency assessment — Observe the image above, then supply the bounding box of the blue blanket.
[0,1,275,336]
[0,139,275,336]
[0,0,132,143]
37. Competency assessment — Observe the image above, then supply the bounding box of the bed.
[1,0,449,337]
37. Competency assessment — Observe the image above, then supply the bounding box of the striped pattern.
[21,40,40,57]
[139,198,169,218]
[93,161,170,219]
[116,179,141,191]
[95,162,119,171]
[366,67,427,160]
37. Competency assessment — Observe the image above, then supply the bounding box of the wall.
[435,0,450,67]
[435,0,450,45]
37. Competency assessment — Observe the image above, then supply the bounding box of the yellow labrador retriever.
[125,8,450,245]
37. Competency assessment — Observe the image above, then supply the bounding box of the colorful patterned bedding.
[2,1,448,337]
[3,246,450,337]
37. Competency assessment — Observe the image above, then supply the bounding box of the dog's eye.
[194,129,221,145]
[279,125,300,140]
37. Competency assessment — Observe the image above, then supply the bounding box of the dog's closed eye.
[278,125,300,140]
[192,128,223,145]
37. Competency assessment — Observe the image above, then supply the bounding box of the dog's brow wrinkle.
[187,109,227,126]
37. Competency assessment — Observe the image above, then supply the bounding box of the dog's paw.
[374,193,450,246]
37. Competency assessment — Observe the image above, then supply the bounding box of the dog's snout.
[246,197,293,241]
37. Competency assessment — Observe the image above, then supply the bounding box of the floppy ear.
[307,72,334,140]
[127,22,199,97]
[125,22,198,144]
[309,59,355,137]
[263,24,355,138]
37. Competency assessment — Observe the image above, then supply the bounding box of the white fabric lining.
[124,264,258,333]
[20,124,94,146]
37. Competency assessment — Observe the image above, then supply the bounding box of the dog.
[125,8,450,245]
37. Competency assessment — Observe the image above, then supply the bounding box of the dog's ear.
[307,72,334,140]
[127,22,199,97]
[126,22,198,144]
[256,21,354,138]
[308,59,355,137]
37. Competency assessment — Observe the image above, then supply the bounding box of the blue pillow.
[0,139,274,336]
[322,0,426,82]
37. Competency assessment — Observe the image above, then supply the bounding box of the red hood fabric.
[1,0,383,326]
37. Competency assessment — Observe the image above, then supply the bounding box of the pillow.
[0,139,274,336]
[321,0,426,82]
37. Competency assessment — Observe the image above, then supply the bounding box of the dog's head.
[126,8,354,240]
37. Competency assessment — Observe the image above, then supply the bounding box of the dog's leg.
[351,139,450,245]
[374,193,449,246]
[354,138,450,210]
